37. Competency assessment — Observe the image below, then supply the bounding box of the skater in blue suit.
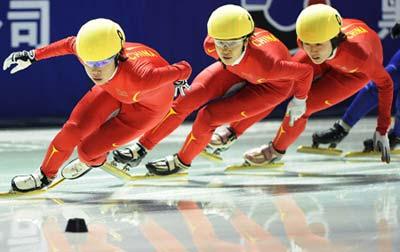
[313,49,400,150]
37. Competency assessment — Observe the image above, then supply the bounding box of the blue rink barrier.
[0,0,397,126]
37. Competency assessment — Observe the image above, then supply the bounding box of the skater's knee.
[197,107,211,119]
[77,144,105,166]
[77,141,106,166]
[76,145,91,163]
[196,107,218,127]
[62,121,84,138]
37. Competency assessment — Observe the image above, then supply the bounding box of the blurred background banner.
[0,0,398,126]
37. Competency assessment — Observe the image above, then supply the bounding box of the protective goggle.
[214,38,245,48]
[84,55,116,68]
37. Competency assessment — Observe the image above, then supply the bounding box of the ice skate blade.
[297,145,343,156]
[0,178,65,198]
[199,150,223,163]
[224,162,284,171]
[101,163,188,181]
[344,149,400,158]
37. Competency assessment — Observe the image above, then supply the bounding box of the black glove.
[391,23,400,39]
[174,80,191,97]
[3,50,36,74]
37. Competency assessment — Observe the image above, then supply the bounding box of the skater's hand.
[174,80,191,97]
[391,23,400,39]
[172,60,192,81]
[3,50,36,74]
[286,96,306,127]
[373,131,390,163]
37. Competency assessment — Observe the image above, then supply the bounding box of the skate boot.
[388,130,400,150]
[202,127,237,162]
[363,129,400,152]
[244,142,284,166]
[61,158,94,179]
[362,138,374,152]
[312,120,349,148]
[11,169,53,192]
[146,154,190,176]
[112,143,147,168]
[208,126,237,153]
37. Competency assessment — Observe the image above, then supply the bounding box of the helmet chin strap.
[231,39,248,66]
[231,47,247,66]
[107,54,120,81]
[327,47,337,60]
[108,65,119,81]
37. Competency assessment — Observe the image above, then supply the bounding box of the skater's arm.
[267,59,313,99]
[364,59,393,134]
[203,36,219,60]
[128,60,192,92]
[34,36,77,61]
[3,36,77,74]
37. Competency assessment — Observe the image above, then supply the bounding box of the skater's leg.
[12,87,120,191]
[113,62,242,166]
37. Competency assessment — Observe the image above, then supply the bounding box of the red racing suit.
[35,37,185,177]
[229,19,393,152]
[138,27,314,164]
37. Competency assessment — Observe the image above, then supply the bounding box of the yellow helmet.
[207,5,254,40]
[76,18,125,62]
[296,4,342,44]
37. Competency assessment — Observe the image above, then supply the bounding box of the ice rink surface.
[0,118,399,252]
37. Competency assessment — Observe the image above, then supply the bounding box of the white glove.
[286,97,307,127]
[174,80,191,97]
[373,131,390,163]
[3,50,35,74]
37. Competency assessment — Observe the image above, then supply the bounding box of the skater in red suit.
[242,4,393,164]
[3,18,191,192]
[113,4,313,175]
